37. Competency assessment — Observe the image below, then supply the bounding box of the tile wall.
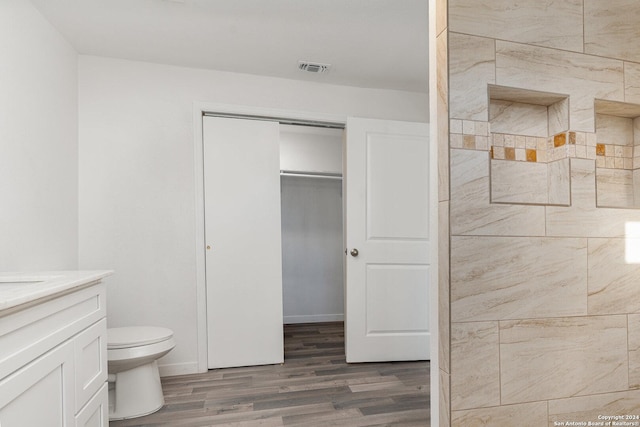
[445,0,640,425]
[434,0,450,425]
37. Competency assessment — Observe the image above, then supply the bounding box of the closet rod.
[280,170,342,180]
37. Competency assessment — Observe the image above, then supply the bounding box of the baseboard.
[283,314,344,324]
[159,361,199,377]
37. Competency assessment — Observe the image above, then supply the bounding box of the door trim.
[192,103,438,425]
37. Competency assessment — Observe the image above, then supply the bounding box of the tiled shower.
[438,0,640,424]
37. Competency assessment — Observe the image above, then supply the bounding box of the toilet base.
[108,360,165,420]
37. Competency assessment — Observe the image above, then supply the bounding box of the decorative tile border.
[450,119,490,151]
[451,119,634,170]
[491,131,598,164]
[595,143,634,169]
[491,133,546,162]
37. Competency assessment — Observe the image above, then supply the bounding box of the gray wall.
[281,176,344,323]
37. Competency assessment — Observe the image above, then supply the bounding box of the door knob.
[350,248,359,257]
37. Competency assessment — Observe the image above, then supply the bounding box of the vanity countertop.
[0,270,113,312]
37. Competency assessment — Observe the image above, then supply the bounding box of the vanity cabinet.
[0,277,109,427]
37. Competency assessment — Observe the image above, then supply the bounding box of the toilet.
[107,326,176,420]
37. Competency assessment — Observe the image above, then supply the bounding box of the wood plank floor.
[109,322,430,426]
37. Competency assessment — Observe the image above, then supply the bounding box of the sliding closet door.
[203,116,283,369]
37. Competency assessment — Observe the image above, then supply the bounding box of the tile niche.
[594,100,640,208]
[488,85,572,206]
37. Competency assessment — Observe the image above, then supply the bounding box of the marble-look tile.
[549,98,570,136]
[548,202,640,238]
[490,160,548,204]
[452,402,547,427]
[436,0,447,36]
[500,316,628,404]
[634,117,640,146]
[596,168,634,208]
[548,389,640,425]
[437,30,449,202]
[450,149,545,236]
[489,84,567,105]
[438,201,450,374]
[496,41,624,132]
[634,169,640,207]
[548,158,593,214]
[489,100,548,137]
[588,238,640,314]
[585,0,640,62]
[629,314,640,388]
[548,158,571,205]
[450,119,462,134]
[451,236,587,322]
[449,33,495,121]
[547,159,640,237]
[625,62,640,104]
[451,322,500,410]
[449,0,583,52]
[595,99,640,118]
[439,369,450,427]
[596,113,634,146]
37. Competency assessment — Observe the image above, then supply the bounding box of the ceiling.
[30,0,429,93]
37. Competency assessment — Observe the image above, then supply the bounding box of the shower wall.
[445,1,640,424]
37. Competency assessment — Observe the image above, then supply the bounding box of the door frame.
[192,103,438,420]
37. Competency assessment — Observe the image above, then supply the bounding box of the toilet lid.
[108,326,174,349]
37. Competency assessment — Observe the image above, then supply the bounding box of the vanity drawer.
[0,283,106,380]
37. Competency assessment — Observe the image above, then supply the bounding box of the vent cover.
[298,61,331,74]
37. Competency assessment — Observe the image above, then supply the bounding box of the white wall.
[0,0,78,271]
[78,55,428,375]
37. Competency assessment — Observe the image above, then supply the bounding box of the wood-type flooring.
[109,322,430,426]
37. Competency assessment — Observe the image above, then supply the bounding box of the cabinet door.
[75,383,107,427]
[0,341,75,427]
[74,319,107,412]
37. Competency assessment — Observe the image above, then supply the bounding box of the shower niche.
[488,85,571,206]
[594,100,640,208]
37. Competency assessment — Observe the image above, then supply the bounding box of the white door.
[203,116,284,369]
[345,117,430,363]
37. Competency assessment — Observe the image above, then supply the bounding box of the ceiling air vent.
[298,61,331,74]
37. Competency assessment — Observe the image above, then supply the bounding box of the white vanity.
[0,271,112,427]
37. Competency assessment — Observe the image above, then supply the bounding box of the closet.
[203,117,345,369]
[279,125,344,325]
[202,114,431,369]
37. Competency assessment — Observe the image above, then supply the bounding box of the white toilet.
[107,326,176,420]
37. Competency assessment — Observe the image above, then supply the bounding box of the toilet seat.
[108,326,173,349]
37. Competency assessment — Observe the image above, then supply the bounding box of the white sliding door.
[203,116,283,369]
[345,117,430,363]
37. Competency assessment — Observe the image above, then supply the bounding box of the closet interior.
[279,124,345,326]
